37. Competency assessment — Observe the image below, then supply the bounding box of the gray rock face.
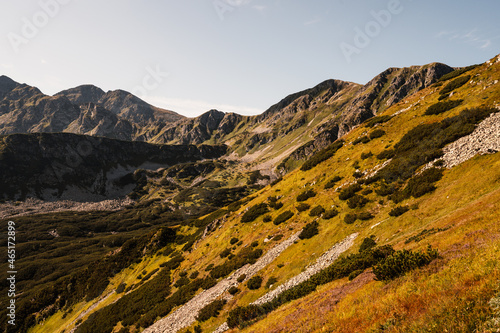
[335,62,454,138]
[0,132,227,201]
[55,84,105,104]
[97,89,184,125]
[0,85,80,134]
[154,109,231,144]
[0,77,184,140]
[0,75,20,98]
[64,103,135,141]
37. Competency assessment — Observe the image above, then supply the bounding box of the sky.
[1,0,499,118]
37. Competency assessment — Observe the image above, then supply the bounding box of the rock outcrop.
[433,111,500,168]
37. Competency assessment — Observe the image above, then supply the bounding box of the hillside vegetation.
[0,55,499,333]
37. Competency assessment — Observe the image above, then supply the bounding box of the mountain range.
[0,54,499,333]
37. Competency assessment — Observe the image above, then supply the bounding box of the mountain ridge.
[0,54,499,333]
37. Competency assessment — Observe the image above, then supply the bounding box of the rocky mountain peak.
[56,84,106,105]
[259,79,356,120]
[0,75,19,97]
[197,109,226,127]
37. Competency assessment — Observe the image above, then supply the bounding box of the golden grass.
[32,56,500,333]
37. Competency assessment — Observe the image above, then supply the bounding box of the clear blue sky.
[1,0,499,117]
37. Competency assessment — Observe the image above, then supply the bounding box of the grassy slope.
[30,56,500,333]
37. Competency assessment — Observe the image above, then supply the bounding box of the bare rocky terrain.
[439,111,500,168]
[0,197,133,219]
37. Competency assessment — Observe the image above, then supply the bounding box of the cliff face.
[0,133,227,201]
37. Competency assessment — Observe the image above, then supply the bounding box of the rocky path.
[212,233,358,333]
[143,231,302,333]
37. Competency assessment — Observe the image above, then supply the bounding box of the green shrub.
[266,276,278,288]
[219,248,231,258]
[174,276,190,288]
[273,234,283,241]
[440,75,470,96]
[309,205,325,217]
[405,168,443,198]
[437,65,479,82]
[116,283,126,294]
[344,213,357,224]
[369,129,386,140]
[347,194,369,209]
[348,269,364,281]
[196,299,226,322]
[365,115,392,128]
[375,182,396,196]
[389,206,410,217]
[425,99,463,115]
[299,221,319,240]
[361,151,373,160]
[296,203,310,212]
[194,325,202,333]
[301,140,344,171]
[228,286,239,295]
[204,263,214,271]
[323,208,339,219]
[227,305,267,329]
[433,159,445,167]
[361,188,373,195]
[262,215,272,223]
[358,212,374,220]
[353,171,364,179]
[251,241,259,247]
[296,189,316,202]
[247,276,263,290]
[359,237,377,252]
[339,183,363,200]
[324,176,343,189]
[200,276,217,290]
[273,211,294,225]
[268,197,284,210]
[230,237,239,245]
[378,107,497,184]
[353,136,370,145]
[237,274,246,283]
[373,246,439,281]
[404,227,450,244]
[209,247,263,279]
[241,203,269,223]
[227,245,395,329]
[376,149,395,160]
[189,271,199,279]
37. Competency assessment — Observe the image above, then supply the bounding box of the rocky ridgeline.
[143,232,302,333]
[212,233,358,333]
[437,111,500,169]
